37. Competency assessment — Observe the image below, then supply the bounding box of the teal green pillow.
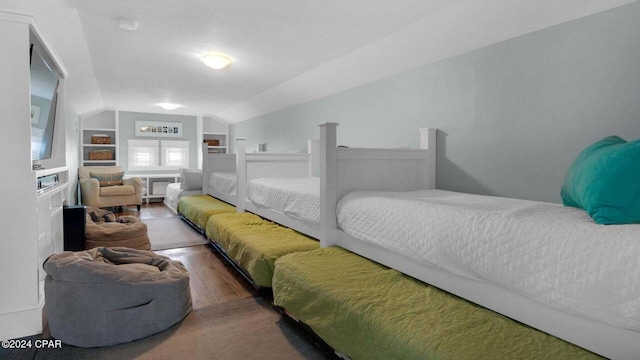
[561,136,640,224]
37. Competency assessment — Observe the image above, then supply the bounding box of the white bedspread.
[164,182,201,212]
[209,172,237,196]
[248,177,319,224]
[337,189,640,331]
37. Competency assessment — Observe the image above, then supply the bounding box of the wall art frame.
[135,121,183,138]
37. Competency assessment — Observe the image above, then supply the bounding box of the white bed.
[318,122,640,360]
[163,182,201,214]
[248,177,320,224]
[237,138,322,238]
[202,138,321,215]
[208,171,237,204]
[237,131,434,239]
[201,146,237,205]
[237,131,437,239]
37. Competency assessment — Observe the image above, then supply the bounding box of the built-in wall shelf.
[35,168,67,316]
[80,110,118,167]
[202,118,228,154]
[1,11,69,341]
[203,133,228,154]
[83,127,114,131]
[83,144,116,148]
[35,167,69,198]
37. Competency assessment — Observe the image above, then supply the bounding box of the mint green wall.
[230,2,640,203]
[118,111,198,173]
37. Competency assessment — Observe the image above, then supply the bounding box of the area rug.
[146,216,208,250]
[34,297,331,360]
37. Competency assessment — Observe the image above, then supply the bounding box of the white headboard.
[319,122,437,247]
[235,138,319,212]
[201,143,236,192]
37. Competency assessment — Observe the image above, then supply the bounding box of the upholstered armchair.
[79,166,143,211]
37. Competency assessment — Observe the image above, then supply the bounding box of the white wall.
[231,2,640,203]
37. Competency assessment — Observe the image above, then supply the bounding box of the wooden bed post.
[307,139,319,177]
[236,138,246,213]
[419,128,437,189]
[319,123,338,248]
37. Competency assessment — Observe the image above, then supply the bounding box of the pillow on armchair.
[90,171,125,187]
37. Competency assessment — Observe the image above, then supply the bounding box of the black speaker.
[63,205,86,251]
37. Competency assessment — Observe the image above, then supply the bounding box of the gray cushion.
[180,168,202,191]
[44,247,192,347]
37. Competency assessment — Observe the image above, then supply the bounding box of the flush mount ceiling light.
[157,103,182,110]
[117,19,139,31]
[201,52,233,70]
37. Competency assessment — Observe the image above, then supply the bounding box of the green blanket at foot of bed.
[273,247,601,360]
[177,195,236,230]
[206,212,319,287]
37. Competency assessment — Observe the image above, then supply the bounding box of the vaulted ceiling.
[1,0,635,122]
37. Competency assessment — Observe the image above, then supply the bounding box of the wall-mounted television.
[30,43,60,162]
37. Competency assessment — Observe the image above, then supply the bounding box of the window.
[128,139,158,169]
[128,139,189,170]
[161,140,189,167]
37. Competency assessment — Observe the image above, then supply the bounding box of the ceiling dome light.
[117,19,138,31]
[201,52,233,70]
[157,103,182,110]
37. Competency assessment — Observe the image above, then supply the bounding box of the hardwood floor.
[121,202,257,309]
[0,202,331,360]
[157,246,256,309]
[116,202,175,220]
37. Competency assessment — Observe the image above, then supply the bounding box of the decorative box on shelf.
[204,139,220,146]
[91,134,111,144]
[88,150,113,160]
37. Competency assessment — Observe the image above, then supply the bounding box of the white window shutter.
[128,139,159,168]
[161,140,190,168]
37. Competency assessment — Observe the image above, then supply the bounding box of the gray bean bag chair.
[85,207,151,250]
[44,247,192,347]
